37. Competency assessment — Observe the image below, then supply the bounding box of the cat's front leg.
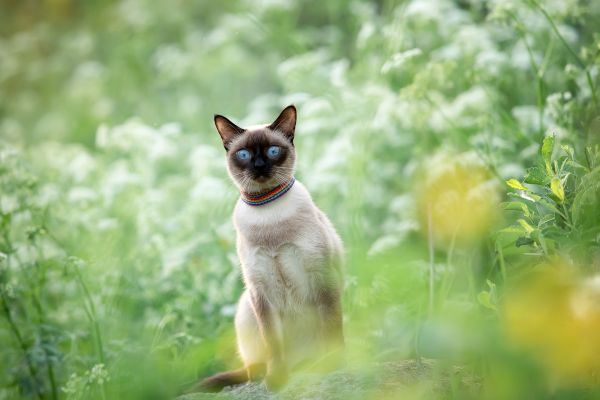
[316,288,345,369]
[247,289,288,390]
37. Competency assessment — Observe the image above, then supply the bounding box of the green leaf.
[537,199,561,214]
[571,166,600,228]
[566,160,588,172]
[551,178,565,203]
[502,201,531,217]
[561,144,574,159]
[508,191,541,203]
[518,219,534,233]
[495,226,527,235]
[541,136,555,174]
[515,236,534,247]
[523,166,548,185]
[477,290,497,311]
[506,179,527,191]
[538,213,555,226]
[531,229,548,254]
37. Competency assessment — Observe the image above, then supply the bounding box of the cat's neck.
[234,180,313,231]
[240,177,295,206]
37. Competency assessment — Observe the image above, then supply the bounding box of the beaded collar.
[241,177,295,206]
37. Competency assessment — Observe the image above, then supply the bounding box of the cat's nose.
[254,158,266,168]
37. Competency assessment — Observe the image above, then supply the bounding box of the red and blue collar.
[241,177,295,206]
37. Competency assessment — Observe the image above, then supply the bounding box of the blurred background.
[1,0,600,399]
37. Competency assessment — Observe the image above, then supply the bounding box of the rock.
[179,359,480,400]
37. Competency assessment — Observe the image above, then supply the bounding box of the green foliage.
[503,136,600,263]
[1,0,600,399]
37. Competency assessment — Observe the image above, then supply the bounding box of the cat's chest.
[238,218,303,249]
[233,185,314,250]
[243,243,318,305]
[233,189,327,304]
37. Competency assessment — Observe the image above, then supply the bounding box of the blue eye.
[267,146,280,159]
[236,149,250,161]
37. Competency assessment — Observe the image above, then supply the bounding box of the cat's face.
[214,105,296,193]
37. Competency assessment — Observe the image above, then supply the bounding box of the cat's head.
[214,105,297,193]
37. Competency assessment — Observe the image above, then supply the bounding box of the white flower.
[381,48,423,74]
[356,22,376,49]
[190,176,229,203]
[88,364,110,385]
[430,86,490,131]
[0,195,18,214]
[512,105,543,133]
[67,187,97,204]
[68,149,96,183]
[117,0,151,29]
[152,44,189,81]
[188,145,222,179]
[95,119,179,161]
[67,61,105,100]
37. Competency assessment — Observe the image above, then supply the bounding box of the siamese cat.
[200,105,344,391]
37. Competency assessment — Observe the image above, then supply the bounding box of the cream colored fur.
[211,106,344,390]
[233,180,344,370]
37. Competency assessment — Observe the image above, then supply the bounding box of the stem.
[14,241,58,400]
[31,297,58,400]
[584,146,593,171]
[427,204,435,316]
[414,301,424,363]
[440,227,459,307]
[509,11,546,136]
[495,241,507,283]
[31,260,58,400]
[72,264,108,400]
[536,79,544,135]
[561,202,572,230]
[0,291,44,400]
[529,0,598,107]
[73,267,105,364]
[466,256,477,302]
[46,367,57,400]
[1,228,44,399]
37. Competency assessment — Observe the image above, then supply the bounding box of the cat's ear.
[269,105,296,144]
[214,115,245,150]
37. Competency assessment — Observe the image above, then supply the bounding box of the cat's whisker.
[241,177,253,192]
[235,174,250,191]
[273,174,287,187]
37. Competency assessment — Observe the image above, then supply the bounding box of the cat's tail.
[195,368,250,392]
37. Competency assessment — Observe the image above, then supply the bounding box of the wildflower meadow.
[1,1,599,399]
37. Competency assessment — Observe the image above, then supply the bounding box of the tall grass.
[1,0,599,399]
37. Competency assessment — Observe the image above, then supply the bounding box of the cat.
[199,105,345,392]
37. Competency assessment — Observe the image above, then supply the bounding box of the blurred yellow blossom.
[416,152,500,246]
[504,261,600,386]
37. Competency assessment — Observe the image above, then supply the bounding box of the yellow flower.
[503,262,600,386]
[416,152,499,246]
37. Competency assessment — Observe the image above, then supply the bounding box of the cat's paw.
[264,369,288,391]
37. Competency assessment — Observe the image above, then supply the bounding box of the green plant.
[502,136,600,264]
